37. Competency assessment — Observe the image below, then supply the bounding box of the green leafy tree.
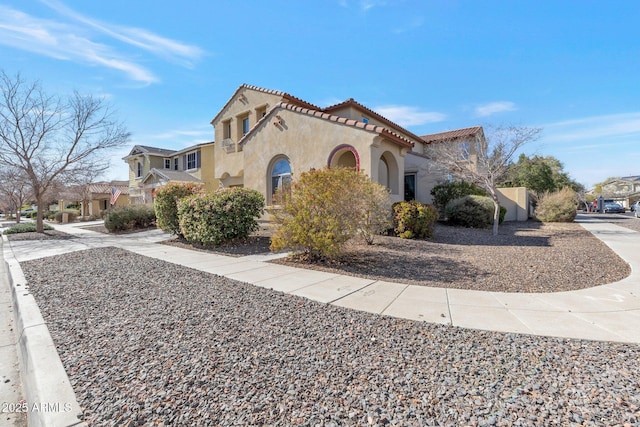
[500,154,583,194]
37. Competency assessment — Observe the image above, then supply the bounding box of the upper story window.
[136,161,143,178]
[164,158,171,169]
[362,117,369,124]
[186,152,197,170]
[256,105,267,119]
[223,119,232,139]
[457,141,471,160]
[242,116,250,135]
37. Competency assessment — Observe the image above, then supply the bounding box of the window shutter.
[182,155,186,170]
[196,150,201,168]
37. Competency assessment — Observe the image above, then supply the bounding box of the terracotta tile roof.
[87,182,130,194]
[239,102,414,149]
[210,84,321,125]
[420,126,484,143]
[323,98,425,143]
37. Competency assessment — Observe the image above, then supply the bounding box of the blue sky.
[1,0,639,189]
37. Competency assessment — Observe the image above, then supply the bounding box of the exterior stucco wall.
[199,144,218,191]
[212,89,285,182]
[241,108,402,205]
[404,152,447,204]
[497,187,530,221]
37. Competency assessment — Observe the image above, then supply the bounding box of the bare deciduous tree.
[0,166,33,222]
[425,125,542,235]
[0,71,130,232]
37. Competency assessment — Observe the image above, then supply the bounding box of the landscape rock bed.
[22,247,640,426]
[273,221,630,293]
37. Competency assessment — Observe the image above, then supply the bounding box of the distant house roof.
[619,175,640,182]
[123,145,178,159]
[421,126,484,144]
[87,181,130,195]
[239,102,414,149]
[143,168,203,184]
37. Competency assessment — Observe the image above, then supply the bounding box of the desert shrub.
[431,181,488,219]
[178,188,265,246]
[535,187,577,222]
[104,205,156,232]
[270,168,392,260]
[3,223,54,234]
[392,201,439,239]
[54,209,79,223]
[154,182,203,236]
[357,180,393,245]
[445,195,506,228]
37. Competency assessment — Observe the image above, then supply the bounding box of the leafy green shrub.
[3,223,54,234]
[54,209,79,223]
[104,205,156,232]
[445,195,506,228]
[178,188,265,246]
[431,181,488,219]
[270,168,392,260]
[535,187,577,222]
[392,201,439,239]
[154,182,203,236]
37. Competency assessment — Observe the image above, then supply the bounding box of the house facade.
[596,176,640,207]
[58,181,129,217]
[123,84,486,208]
[123,142,217,204]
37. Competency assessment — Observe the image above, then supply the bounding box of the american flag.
[110,186,122,206]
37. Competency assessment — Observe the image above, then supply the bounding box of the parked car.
[604,203,625,214]
[631,201,640,212]
[19,208,36,216]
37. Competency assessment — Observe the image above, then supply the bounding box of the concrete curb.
[2,235,86,427]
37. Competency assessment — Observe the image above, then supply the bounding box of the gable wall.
[242,108,400,203]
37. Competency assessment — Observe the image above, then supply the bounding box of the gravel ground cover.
[22,247,640,426]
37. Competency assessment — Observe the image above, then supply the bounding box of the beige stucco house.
[123,84,499,211]
[123,142,217,204]
[210,84,473,206]
[58,181,130,217]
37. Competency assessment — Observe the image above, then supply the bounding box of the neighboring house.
[597,176,640,207]
[58,181,129,217]
[123,142,216,204]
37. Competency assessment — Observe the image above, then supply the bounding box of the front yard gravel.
[22,247,640,426]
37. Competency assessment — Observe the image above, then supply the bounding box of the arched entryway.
[328,144,360,170]
[267,156,292,205]
[378,151,399,195]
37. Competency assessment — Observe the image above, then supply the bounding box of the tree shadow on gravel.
[431,221,551,247]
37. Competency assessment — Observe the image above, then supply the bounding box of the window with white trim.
[164,158,171,169]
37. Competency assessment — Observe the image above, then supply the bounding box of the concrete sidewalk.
[4,216,640,343]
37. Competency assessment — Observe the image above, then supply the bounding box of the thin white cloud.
[474,101,517,117]
[151,129,212,140]
[0,2,204,84]
[374,105,447,127]
[542,112,640,143]
[394,16,424,34]
[41,0,204,67]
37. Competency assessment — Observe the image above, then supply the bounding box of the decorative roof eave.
[420,126,485,144]
[210,84,321,125]
[323,98,425,143]
[122,145,178,160]
[238,102,414,149]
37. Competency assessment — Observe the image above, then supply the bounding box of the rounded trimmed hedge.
[177,188,265,246]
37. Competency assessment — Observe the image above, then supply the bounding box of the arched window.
[269,157,292,205]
